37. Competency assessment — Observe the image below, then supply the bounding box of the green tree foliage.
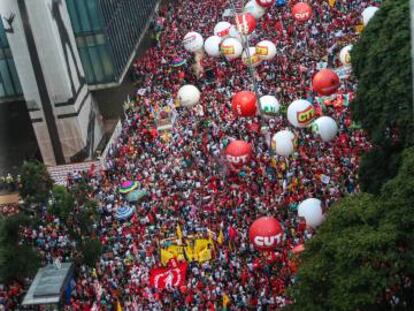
[291,148,414,310]
[19,161,53,205]
[358,144,402,194]
[0,244,40,283]
[0,215,40,283]
[48,185,75,222]
[352,0,412,146]
[79,238,102,267]
[351,0,413,193]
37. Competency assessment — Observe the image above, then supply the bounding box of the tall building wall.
[66,0,160,87]
[0,0,104,165]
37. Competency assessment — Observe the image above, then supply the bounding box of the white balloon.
[242,47,262,67]
[255,40,277,61]
[244,0,266,19]
[204,36,222,57]
[272,130,296,157]
[362,6,379,26]
[221,37,243,60]
[214,21,232,39]
[298,198,324,229]
[177,85,200,107]
[312,116,338,142]
[339,45,352,66]
[183,32,204,53]
[260,95,280,116]
[287,99,315,128]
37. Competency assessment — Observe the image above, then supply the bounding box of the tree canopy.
[291,148,414,310]
[352,0,412,147]
[0,215,40,283]
[291,0,414,308]
[351,0,412,193]
[19,161,53,205]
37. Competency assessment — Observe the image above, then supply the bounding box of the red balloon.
[225,140,252,167]
[255,0,275,8]
[312,69,340,96]
[292,2,312,22]
[235,13,256,35]
[232,91,257,117]
[249,217,283,251]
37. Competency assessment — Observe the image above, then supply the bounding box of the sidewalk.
[0,192,20,205]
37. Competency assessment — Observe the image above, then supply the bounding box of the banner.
[160,235,214,265]
[149,260,188,289]
[160,245,185,265]
[194,239,213,262]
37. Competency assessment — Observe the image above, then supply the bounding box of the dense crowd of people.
[2,0,381,310]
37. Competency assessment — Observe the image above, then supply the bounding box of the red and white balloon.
[312,69,340,96]
[235,13,256,35]
[232,91,257,117]
[255,40,277,61]
[225,140,253,167]
[183,32,204,53]
[214,21,232,39]
[287,99,315,128]
[255,0,275,8]
[292,2,312,22]
[221,38,243,60]
[249,217,283,251]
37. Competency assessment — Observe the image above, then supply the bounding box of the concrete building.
[0,0,159,166]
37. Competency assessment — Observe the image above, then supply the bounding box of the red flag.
[228,226,237,240]
[149,261,188,289]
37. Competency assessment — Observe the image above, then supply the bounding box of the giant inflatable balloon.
[249,217,283,251]
[272,130,296,156]
[214,21,232,39]
[232,91,257,117]
[221,37,243,60]
[298,198,324,229]
[177,85,200,107]
[292,2,312,22]
[313,69,340,96]
[225,140,253,167]
[260,95,280,116]
[255,0,275,8]
[339,45,352,67]
[362,6,379,26]
[242,47,262,67]
[235,13,256,35]
[287,99,315,128]
[244,0,266,19]
[255,40,277,61]
[312,116,338,142]
[204,36,222,57]
[183,32,204,53]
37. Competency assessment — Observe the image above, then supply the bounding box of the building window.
[0,19,23,99]
[66,0,115,84]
